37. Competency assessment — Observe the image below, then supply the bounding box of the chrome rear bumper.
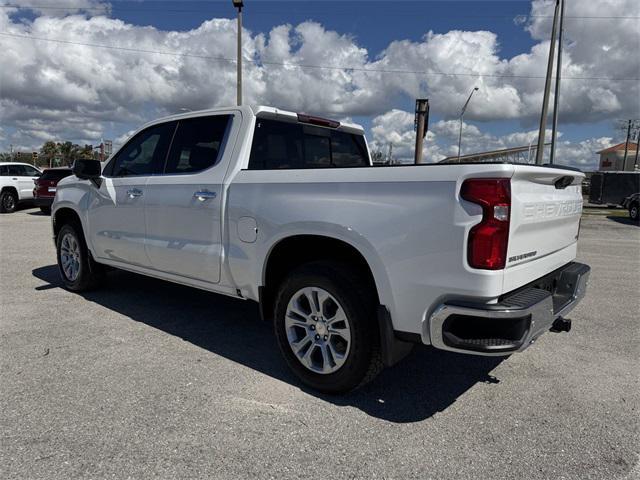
[427,262,590,356]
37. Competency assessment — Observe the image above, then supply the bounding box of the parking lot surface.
[1,208,638,479]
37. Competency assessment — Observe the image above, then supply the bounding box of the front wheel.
[0,190,18,213]
[629,203,639,221]
[274,261,382,394]
[56,222,105,291]
[40,206,51,215]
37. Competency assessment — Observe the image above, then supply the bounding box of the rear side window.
[7,165,22,176]
[248,119,369,169]
[164,115,230,174]
[41,169,72,181]
[0,166,8,176]
[106,121,176,177]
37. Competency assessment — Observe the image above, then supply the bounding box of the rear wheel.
[629,202,639,221]
[274,261,382,394]
[56,222,105,291]
[40,206,51,215]
[0,190,18,213]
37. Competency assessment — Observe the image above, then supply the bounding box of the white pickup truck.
[52,105,590,393]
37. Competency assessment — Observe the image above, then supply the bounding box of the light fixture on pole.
[232,0,243,106]
[457,87,479,162]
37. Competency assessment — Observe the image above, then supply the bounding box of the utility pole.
[623,119,631,170]
[457,87,479,162]
[634,127,639,170]
[535,0,561,165]
[550,0,565,164]
[232,0,244,106]
[414,98,429,164]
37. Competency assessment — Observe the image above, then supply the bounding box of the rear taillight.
[460,178,511,270]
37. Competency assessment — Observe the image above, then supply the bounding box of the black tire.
[629,203,639,221]
[56,222,105,292]
[0,190,18,213]
[40,206,51,215]
[274,261,383,394]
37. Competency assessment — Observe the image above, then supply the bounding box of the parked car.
[588,171,640,207]
[0,162,42,213]
[622,192,639,221]
[51,106,591,393]
[33,167,73,214]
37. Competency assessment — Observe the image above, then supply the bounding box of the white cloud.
[369,108,609,169]
[0,0,636,155]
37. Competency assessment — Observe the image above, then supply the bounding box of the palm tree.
[40,141,59,168]
[59,141,80,166]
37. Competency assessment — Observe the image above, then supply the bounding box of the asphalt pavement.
[1,208,638,479]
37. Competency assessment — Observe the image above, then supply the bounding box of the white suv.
[0,162,42,213]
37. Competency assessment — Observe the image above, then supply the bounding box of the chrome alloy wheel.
[60,232,81,282]
[285,287,352,374]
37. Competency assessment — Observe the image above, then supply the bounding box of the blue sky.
[1,0,638,167]
[113,1,545,136]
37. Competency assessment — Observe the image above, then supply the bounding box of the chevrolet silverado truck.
[52,106,590,393]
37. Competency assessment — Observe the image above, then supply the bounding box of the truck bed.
[226,162,584,339]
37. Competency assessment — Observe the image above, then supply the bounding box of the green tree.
[59,141,80,166]
[40,141,59,168]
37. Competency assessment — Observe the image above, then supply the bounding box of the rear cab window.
[40,169,72,181]
[248,118,369,170]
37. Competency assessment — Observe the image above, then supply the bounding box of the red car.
[33,167,72,214]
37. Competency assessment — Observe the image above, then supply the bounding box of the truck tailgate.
[504,165,584,291]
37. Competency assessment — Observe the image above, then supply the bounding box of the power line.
[1,31,638,82]
[0,4,638,19]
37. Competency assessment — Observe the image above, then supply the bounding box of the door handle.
[193,190,217,201]
[127,188,143,199]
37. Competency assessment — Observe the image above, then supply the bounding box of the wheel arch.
[0,185,19,197]
[52,206,84,238]
[259,233,391,322]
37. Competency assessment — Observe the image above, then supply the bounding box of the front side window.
[0,165,8,176]
[164,115,230,174]
[248,119,369,169]
[107,122,176,177]
[21,165,41,177]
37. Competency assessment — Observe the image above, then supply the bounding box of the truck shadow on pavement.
[33,265,504,424]
[606,215,639,227]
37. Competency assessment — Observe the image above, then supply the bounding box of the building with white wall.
[597,142,638,171]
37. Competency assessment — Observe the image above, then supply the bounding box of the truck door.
[88,121,175,267]
[143,113,237,284]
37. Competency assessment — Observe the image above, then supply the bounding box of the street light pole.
[535,0,560,164]
[550,0,565,164]
[232,0,243,106]
[457,87,479,162]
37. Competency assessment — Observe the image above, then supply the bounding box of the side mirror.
[72,159,102,187]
